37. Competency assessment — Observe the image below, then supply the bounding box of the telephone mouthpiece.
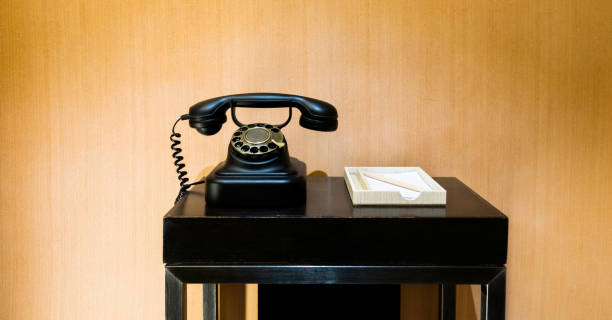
[196,125,222,135]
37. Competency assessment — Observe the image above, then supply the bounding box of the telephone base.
[205,158,306,208]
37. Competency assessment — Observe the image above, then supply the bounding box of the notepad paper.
[362,171,432,200]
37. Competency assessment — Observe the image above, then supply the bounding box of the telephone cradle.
[171,93,338,208]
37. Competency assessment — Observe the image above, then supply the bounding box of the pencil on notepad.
[359,170,424,192]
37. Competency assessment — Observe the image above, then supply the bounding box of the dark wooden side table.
[164,177,508,320]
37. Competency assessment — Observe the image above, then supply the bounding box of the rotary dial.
[230,123,286,156]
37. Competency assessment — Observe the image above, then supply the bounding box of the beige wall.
[1,0,611,319]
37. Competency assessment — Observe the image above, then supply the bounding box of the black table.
[164,177,508,320]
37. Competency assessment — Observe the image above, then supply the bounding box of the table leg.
[481,268,506,320]
[439,283,456,320]
[165,268,187,320]
[203,283,218,320]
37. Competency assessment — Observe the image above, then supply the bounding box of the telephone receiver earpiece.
[188,93,338,135]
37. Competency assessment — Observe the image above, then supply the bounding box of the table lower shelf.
[259,284,401,320]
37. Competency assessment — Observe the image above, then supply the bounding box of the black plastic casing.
[205,143,306,207]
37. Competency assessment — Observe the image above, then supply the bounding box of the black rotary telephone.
[171,93,338,207]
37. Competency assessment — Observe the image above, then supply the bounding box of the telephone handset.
[171,93,338,207]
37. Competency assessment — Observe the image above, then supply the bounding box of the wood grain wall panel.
[1,0,611,319]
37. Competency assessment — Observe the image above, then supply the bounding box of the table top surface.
[163,177,508,265]
[166,177,507,220]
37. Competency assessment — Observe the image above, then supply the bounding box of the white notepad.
[344,167,446,206]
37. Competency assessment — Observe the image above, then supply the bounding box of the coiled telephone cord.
[171,114,204,204]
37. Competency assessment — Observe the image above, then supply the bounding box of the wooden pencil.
[360,170,424,192]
